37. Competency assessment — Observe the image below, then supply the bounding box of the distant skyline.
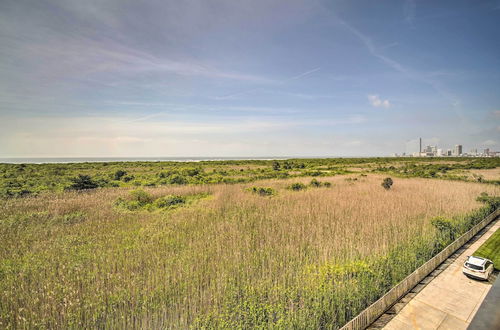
[1,0,499,157]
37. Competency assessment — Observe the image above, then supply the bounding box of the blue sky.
[0,0,499,157]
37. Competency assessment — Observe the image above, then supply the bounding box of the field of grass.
[474,228,500,270]
[1,171,499,328]
[1,157,498,198]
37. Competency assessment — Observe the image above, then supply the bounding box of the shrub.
[129,189,153,206]
[430,216,458,249]
[169,174,188,185]
[272,161,281,171]
[154,195,186,208]
[114,170,127,181]
[123,175,134,182]
[182,168,201,177]
[310,179,321,187]
[67,175,99,190]
[250,187,276,196]
[307,171,322,177]
[381,177,393,190]
[310,179,331,188]
[476,192,500,208]
[289,183,307,191]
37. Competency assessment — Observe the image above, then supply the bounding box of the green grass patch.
[474,228,500,270]
[115,189,210,211]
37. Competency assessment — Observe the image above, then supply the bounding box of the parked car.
[463,256,494,280]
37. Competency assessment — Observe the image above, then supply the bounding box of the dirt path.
[383,220,499,330]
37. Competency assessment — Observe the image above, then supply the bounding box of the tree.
[67,175,99,190]
[114,170,127,180]
[272,161,281,171]
[381,177,393,190]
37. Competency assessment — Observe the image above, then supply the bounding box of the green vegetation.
[67,174,100,190]
[0,158,499,328]
[309,178,332,187]
[114,189,209,211]
[1,157,498,198]
[248,186,276,196]
[381,177,394,190]
[374,158,500,184]
[288,182,307,191]
[474,228,500,270]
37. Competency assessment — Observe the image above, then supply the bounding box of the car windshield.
[465,262,483,271]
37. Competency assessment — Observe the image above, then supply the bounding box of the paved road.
[383,220,499,330]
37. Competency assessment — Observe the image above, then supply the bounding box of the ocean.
[0,156,298,164]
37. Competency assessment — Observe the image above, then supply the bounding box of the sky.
[0,0,499,158]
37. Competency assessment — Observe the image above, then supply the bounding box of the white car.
[462,256,494,280]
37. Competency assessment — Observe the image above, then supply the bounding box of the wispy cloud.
[368,95,390,108]
[213,67,321,100]
[27,38,272,83]
[340,19,461,108]
[285,67,321,81]
[404,0,416,27]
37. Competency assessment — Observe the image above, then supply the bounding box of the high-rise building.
[454,145,463,156]
[447,149,452,156]
[470,149,477,156]
[437,149,443,156]
[483,148,490,156]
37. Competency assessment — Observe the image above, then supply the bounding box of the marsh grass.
[0,175,498,328]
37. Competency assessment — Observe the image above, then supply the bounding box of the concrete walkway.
[383,219,499,330]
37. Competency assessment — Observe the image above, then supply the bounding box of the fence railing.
[340,208,500,330]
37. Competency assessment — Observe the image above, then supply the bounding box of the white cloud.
[368,94,391,108]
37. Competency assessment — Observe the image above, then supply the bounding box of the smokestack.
[419,138,422,154]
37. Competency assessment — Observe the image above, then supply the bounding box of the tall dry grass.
[0,175,498,328]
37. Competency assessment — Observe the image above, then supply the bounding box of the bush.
[182,168,201,177]
[154,195,186,208]
[381,177,393,190]
[430,216,458,249]
[310,179,331,188]
[250,187,276,196]
[123,175,134,182]
[289,183,307,191]
[310,179,321,187]
[114,170,127,180]
[169,174,188,185]
[129,189,153,206]
[476,192,500,208]
[67,175,99,190]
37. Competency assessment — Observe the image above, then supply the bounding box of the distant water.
[0,156,298,164]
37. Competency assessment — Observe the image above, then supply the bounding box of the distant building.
[470,149,477,156]
[422,145,437,157]
[483,148,490,156]
[447,149,452,156]
[453,145,463,156]
[437,148,443,156]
